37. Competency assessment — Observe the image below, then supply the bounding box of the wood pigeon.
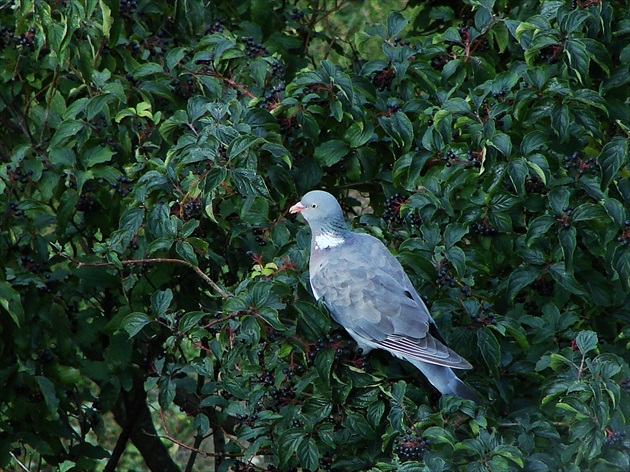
[290,190,480,403]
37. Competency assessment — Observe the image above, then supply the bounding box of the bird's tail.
[408,359,481,404]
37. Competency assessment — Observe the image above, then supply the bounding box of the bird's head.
[289,190,345,228]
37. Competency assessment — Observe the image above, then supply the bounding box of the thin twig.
[10,452,30,472]
[68,256,231,299]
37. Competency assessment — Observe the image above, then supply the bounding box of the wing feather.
[310,232,472,370]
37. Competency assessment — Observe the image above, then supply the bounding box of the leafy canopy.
[0,0,629,471]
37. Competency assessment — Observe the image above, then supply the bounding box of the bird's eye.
[311,203,318,208]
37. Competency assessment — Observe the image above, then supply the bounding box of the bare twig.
[68,256,231,299]
[9,452,31,472]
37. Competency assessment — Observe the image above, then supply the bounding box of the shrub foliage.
[0,0,629,471]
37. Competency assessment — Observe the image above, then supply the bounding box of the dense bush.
[1,0,629,470]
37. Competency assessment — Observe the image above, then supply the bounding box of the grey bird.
[290,190,479,402]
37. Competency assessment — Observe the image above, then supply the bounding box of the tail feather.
[408,358,481,404]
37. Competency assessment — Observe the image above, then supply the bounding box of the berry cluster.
[466,149,483,168]
[471,220,498,236]
[250,228,266,246]
[442,149,457,167]
[556,206,574,231]
[242,36,269,58]
[183,200,202,220]
[0,26,36,50]
[539,44,563,64]
[20,255,46,274]
[532,276,554,297]
[604,429,626,447]
[262,84,286,110]
[0,26,15,50]
[8,202,24,217]
[270,61,285,80]
[616,221,630,246]
[290,8,305,21]
[525,175,545,193]
[77,187,99,212]
[524,300,539,313]
[372,66,396,91]
[5,163,34,185]
[386,103,401,114]
[395,431,428,461]
[113,176,133,196]
[172,77,197,98]
[470,305,497,326]
[318,452,335,471]
[430,54,451,70]
[306,335,367,368]
[89,115,109,131]
[437,266,458,288]
[392,36,411,47]
[268,383,296,410]
[382,194,421,227]
[563,152,600,177]
[206,17,226,35]
[120,0,139,16]
[620,377,630,393]
[37,348,55,364]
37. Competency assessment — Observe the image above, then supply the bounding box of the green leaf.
[122,312,151,338]
[133,63,165,79]
[345,121,374,148]
[159,377,176,409]
[521,130,548,155]
[151,289,173,316]
[36,376,59,415]
[297,437,319,471]
[0,281,25,326]
[445,246,466,277]
[564,38,589,83]
[228,135,262,160]
[575,330,597,355]
[491,132,512,157]
[508,158,528,194]
[477,328,500,376]
[176,240,198,265]
[387,12,408,37]
[548,187,571,216]
[314,348,334,384]
[602,198,625,226]
[231,168,270,197]
[599,137,628,189]
[548,263,584,295]
[507,266,542,299]
[551,104,570,142]
[48,120,85,150]
[166,47,188,70]
[314,140,350,166]
[526,215,556,245]
[444,224,468,249]
[558,226,576,272]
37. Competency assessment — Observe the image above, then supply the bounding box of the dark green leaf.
[314,140,350,167]
[122,312,152,338]
[151,289,173,316]
[575,330,597,355]
[478,328,501,376]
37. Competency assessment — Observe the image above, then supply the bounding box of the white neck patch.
[314,233,345,250]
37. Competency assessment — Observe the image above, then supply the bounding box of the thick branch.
[112,377,181,472]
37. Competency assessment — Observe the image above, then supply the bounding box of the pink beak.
[289,202,306,214]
